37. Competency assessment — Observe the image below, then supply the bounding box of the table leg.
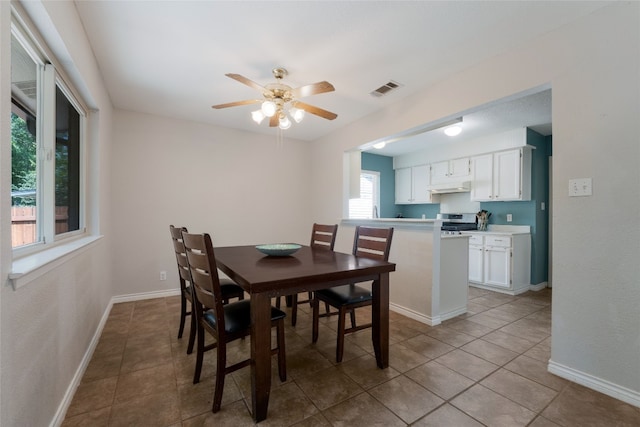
[371,272,390,368]
[250,293,272,422]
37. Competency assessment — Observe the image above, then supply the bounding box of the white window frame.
[9,7,95,289]
[349,170,380,219]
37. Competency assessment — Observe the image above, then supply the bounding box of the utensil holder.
[478,218,488,231]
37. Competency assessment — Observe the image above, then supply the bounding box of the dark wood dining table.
[214,244,396,422]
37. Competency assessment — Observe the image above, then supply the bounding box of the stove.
[437,213,478,234]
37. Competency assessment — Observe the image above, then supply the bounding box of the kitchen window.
[11,17,86,254]
[349,170,380,219]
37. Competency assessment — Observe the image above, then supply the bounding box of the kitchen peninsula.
[338,218,469,325]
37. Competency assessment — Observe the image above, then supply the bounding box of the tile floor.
[63,287,640,426]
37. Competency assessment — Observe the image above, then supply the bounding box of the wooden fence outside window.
[11,206,69,247]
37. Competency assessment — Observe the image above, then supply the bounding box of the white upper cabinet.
[395,164,438,204]
[493,149,522,200]
[395,167,412,203]
[431,158,470,184]
[470,154,493,201]
[470,148,532,201]
[411,164,433,203]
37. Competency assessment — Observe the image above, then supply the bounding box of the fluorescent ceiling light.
[373,142,386,149]
[444,125,462,136]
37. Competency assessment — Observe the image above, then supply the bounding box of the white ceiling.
[74,1,609,144]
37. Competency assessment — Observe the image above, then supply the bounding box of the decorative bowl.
[255,243,302,257]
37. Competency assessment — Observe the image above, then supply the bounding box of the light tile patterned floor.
[63,287,640,426]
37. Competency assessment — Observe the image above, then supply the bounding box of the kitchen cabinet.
[395,165,438,204]
[465,232,531,295]
[470,148,532,201]
[468,235,484,283]
[470,154,493,200]
[431,158,470,184]
[484,236,511,288]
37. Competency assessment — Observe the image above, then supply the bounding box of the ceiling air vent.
[370,80,403,97]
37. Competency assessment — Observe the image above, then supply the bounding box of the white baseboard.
[390,302,440,326]
[469,282,533,296]
[50,299,114,427]
[529,281,548,291]
[51,288,182,426]
[548,360,640,408]
[111,288,180,304]
[440,305,467,322]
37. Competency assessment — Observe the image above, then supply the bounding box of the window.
[11,20,85,252]
[349,170,380,219]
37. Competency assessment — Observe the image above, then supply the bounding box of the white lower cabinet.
[468,235,484,283]
[484,237,511,288]
[466,232,531,294]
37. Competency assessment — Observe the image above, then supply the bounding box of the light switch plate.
[569,178,592,197]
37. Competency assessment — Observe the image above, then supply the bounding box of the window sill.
[9,235,104,290]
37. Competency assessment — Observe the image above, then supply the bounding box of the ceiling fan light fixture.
[278,114,291,130]
[290,107,305,123]
[251,110,265,124]
[261,100,277,117]
[444,125,462,136]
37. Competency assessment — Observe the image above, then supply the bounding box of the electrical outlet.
[160,271,167,281]
[506,214,513,222]
[569,178,592,197]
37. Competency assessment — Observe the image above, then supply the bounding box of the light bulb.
[290,107,305,123]
[444,125,462,136]
[251,110,265,124]
[278,114,291,130]
[261,101,276,117]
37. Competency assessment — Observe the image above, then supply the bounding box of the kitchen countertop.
[462,225,530,235]
[341,218,441,231]
[440,234,471,239]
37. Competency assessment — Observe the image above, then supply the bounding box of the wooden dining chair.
[169,225,244,354]
[181,231,286,413]
[312,226,394,362]
[276,223,338,326]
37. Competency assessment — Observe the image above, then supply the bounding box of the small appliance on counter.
[436,213,478,235]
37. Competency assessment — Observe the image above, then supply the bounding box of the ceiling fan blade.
[269,115,279,127]
[291,81,335,98]
[226,73,267,92]
[294,101,338,120]
[211,99,262,109]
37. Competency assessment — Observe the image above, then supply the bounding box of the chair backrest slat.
[182,231,226,332]
[352,226,394,261]
[310,223,338,250]
[170,225,191,284]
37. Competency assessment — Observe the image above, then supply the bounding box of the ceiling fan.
[211,67,337,130]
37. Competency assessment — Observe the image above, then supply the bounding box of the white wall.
[1,1,114,426]
[311,2,640,404]
[110,110,314,297]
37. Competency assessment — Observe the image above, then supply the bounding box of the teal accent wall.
[361,152,396,218]
[480,129,550,285]
[398,203,440,219]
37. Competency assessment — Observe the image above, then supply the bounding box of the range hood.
[427,181,471,194]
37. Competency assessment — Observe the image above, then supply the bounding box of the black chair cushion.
[220,278,244,299]
[202,300,286,334]
[316,284,372,307]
